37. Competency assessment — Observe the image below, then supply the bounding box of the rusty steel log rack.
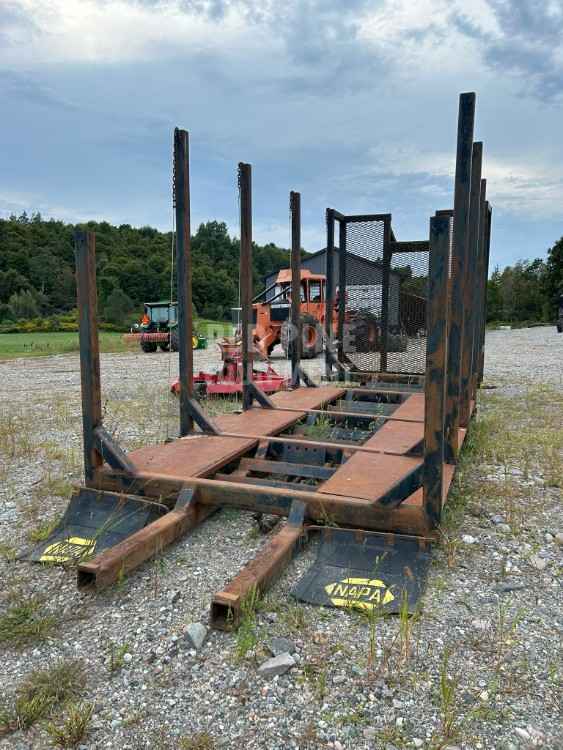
[67,94,492,629]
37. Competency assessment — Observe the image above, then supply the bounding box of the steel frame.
[66,94,492,628]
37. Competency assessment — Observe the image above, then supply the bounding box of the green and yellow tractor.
[124,301,207,353]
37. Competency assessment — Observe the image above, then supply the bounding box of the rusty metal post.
[174,128,194,436]
[460,142,482,427]
[239,163,253,410]
[290,191,302,387]
[471,180,487,398]
[423,215,450,527]
[478,202,492,385]
[446,92,475,460]
[325,208,336,378]
[379,217,392,372]
[74,230,103,484]
[337,219,347,363]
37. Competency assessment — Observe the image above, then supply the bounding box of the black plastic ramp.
[291,528,432,614]
[27,488,165,564]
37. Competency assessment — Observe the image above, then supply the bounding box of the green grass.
[0,318,229,360]
[0,597,56,648]
[0,660,86,735]
[0,331,130,360]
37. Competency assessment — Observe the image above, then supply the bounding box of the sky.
[1,0,562,270]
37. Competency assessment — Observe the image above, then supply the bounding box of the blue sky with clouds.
[1,0,562,270]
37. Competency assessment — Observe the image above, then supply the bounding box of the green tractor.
[127,301,207,353]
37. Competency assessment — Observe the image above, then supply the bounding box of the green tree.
[542,237,563,320]
[103,287,134,325]
[8,289,41,319]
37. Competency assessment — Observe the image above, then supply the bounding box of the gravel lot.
[0,326,561,750]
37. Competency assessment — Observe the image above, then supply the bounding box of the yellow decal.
[40,536,96,564]
[324,577,395,611]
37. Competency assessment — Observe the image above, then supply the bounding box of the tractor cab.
[140,301,178,332]
[272,269,326,312]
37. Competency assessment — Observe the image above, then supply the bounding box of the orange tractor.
[251,269,336,359]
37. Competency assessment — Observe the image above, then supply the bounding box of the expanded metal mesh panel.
[343,220,385,372]
[340,218,432,375]
[388,250,429,374]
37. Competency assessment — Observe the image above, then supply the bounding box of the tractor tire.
[159,341,170,352]
[140,339,158,353]
[282,314,323,359]
[349,316,380,354]
[170,331,179,352]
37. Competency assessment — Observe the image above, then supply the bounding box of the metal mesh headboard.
[329,211,435,376]
[343,217,387,373]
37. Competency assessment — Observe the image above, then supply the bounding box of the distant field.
[0,319,232,360]
[0,331,132,360]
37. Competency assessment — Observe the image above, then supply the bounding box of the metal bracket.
[247,381,275,409]
[94,426,136,474]
[186,397,220,434]
[174,486,197,510]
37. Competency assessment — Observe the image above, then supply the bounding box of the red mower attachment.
[170,338,289,397]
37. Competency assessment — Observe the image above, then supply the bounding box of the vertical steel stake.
[74,230,103,484]
[325,208,336,379]
[446,92,476,460]
[239,163,253,410]
[290,191,302,387]
[460,141,483,426]
[478,202,492,385]
[174,128,194,436]
[423,215,450,526]
[337,219,347,364]
[379,217,393,373]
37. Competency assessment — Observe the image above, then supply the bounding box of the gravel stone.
[257,653,295,678]
[184,622,208,651]
[0,328,561,749]
[268,637,296,656]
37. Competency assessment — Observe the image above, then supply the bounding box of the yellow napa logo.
[325,577,395,611]
[40,536,96,564]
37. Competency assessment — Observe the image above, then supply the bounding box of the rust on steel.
[379,215,393,372]
[460,141,483,427]
[290,191,302,385]
[174,128,194,436]
[337,217,347,363]
[74,230,103,484]
[95,470,433,536]
[239,163,253,410]
[423,215,451,526]
[471,179,488,399]
[211,501,306,629]
[478,200,492,385]
[77,494,214,590]
[446,92,475,459]
[324,208,336,378]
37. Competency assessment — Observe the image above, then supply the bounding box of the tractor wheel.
[170,331,179,352]
[300,314,323,359]
[140,339,158,353]
[159,341,170,352]
[349,316,380,353]
[280,320,293,358]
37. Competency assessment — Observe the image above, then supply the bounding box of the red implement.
[171,338,288,396]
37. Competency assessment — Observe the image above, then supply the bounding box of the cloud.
[0,70,77,111]
[453,0,563,100]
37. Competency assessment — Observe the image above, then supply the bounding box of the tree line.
[0,212,561,331]
[486,239,562,325]
[0,213,291,330]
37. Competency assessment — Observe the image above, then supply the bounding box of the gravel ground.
[0,326,561,750]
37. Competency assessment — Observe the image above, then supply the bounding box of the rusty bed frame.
[68,92,491,627]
